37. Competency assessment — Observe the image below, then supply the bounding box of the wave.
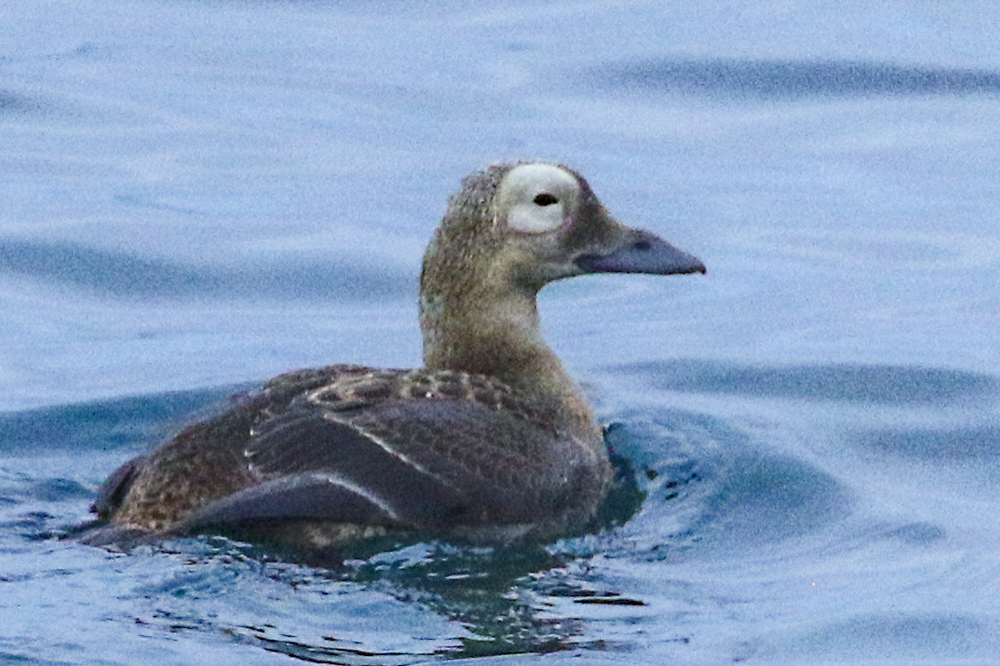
[0,239,411,301]
[588,58,1000,100]
[603,360,999,405]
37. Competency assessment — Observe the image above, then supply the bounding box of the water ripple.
[0,239,410,301]
[588,58,1000,100]
[605,360,998,405]
[855,424,1000,461]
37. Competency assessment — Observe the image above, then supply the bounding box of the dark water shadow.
[604,360,999,405]
[343,545,593,660]
[0,239,411,301]
[587,58,1000,101]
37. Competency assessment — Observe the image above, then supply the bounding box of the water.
[3,0,1000,663]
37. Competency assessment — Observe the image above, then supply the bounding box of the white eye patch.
[496,164,581,234]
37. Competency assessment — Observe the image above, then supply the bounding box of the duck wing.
[182,371,597,538]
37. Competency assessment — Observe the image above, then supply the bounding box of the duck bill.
[575,228,706,276]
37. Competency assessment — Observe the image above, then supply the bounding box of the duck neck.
[420,284,603,454]
[420,286,576,401]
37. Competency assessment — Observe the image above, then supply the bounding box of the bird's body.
[85,162,704,552]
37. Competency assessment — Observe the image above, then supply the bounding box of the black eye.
[533,193,559,206]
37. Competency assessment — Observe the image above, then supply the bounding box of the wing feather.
[189,397,591,532]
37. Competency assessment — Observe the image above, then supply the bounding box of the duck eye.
[533,193,559,207]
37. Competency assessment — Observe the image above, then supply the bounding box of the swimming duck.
[85,162,704,551]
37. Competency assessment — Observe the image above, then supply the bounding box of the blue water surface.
[2,1,1000,663]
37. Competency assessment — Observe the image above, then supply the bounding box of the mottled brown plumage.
[85,162,704,551]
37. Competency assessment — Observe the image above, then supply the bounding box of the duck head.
[491,162,705,286]
[419,162,704,383]
[422,162,704,294]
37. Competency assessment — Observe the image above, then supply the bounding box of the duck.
[83,161,705,552]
